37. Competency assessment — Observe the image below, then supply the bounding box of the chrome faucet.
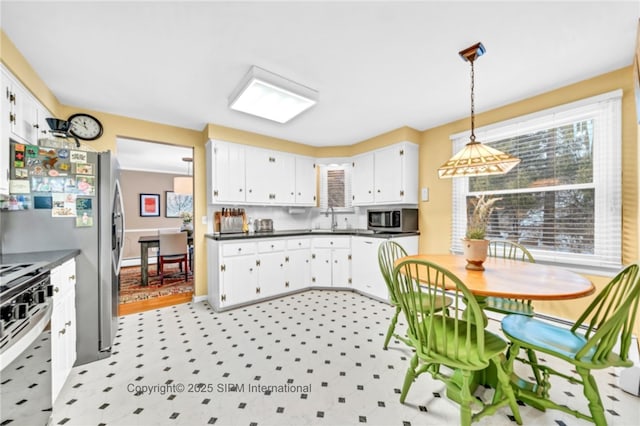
[326,207,338,231]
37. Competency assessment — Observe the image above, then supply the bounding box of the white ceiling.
[116,138,193,174]
[1,1,638,149]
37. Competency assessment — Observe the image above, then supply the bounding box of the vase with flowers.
[462,195,501,270]
[180,211,193,236]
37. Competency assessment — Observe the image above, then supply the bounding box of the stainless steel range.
[0,262,53,425]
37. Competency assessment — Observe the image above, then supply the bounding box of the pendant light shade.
[173,157,193,195]
[438,42,520,179]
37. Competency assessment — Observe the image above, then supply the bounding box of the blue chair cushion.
[501,314,595,362]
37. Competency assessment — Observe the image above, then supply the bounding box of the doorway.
[115,137,194,314]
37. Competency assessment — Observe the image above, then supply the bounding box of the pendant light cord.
[469,59,476,143]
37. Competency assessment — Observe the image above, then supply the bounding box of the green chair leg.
[383,306,401,349]
[399,354,418,403]
[578,367,607,426]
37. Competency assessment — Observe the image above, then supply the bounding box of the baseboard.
[192,295,207,303]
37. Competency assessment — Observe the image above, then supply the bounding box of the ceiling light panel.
[228,66,318,124]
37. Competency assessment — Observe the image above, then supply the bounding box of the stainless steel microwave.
[367,208,418,233]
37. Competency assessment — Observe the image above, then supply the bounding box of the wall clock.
[68,113,103,141]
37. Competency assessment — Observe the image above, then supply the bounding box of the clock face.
[68,113,103,141]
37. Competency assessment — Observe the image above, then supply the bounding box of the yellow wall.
[3,29,639,337]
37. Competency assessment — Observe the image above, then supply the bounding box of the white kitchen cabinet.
[286,238,311,291]
[351,152,374,205]
[245,148,296,204]
[50,258,77,404]
[0,69,11,195]
[206,140,246,204]
[208,237,312,311]
[294,155,317,205]
[311,237,351,287]
[257,240,287,298]
[352,142,419,206]
[1,67,50,146]
[351,235,419,302]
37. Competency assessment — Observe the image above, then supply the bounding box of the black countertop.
[0,249,80,269]
[205,229,420,241]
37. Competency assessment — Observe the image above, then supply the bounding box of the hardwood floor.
[118,291,193,316]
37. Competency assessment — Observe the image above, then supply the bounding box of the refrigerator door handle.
[113,179,125,275]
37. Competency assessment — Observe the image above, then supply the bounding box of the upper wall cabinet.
[2,67,51,146]
[294,155,317,206]
[245,148,295,204]
[206,140,317,206]
[1,66,52,195]
[352,142,419,206]
[207,140,246,204]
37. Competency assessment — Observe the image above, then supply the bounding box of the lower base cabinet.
[51,258,77,404]
[207,234,416,311]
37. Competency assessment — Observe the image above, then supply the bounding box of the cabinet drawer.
[313,237,350,249]
[287,238,310,250]
[222,242,256,257]
[257,240,286,253]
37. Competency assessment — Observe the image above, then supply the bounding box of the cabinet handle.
[377,189,381,193]
[400,190,405,196]
[59,328,66,335]
[214,190,219,197]
[249,189,252,193]
[9,113,16,124]
[69,275,76,281]
[368,190,372,194]
[239,188,243,192]
[65,321,72,327]
[364,241,373,245]
[54,287,60,293]
[8,91,15,104]
[285,282,289,288]
[237,247,242,252]
[33,123,39,129]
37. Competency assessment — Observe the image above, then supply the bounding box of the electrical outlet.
[421,187,429,202]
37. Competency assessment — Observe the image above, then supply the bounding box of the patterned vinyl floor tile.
[51,290,640,426]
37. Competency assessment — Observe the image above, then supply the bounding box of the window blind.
[318,164,352,210]
[451,90,622,269]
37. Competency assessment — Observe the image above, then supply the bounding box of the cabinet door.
[351,152,374,205]
[51,283,76,404]
[246,149,295,204]
[374,146,404,203]
[36,104,51,144]
[212,142,245,203]
[12,83,39,144]
[258,252,287,297]
[311,249,332,286]
[220,255,257,307]
[0,71,10,195]
[294,156,316,205]
[286,248,311,291]
[332,248,352,287]
[245,147,271,203]
[272,151,295,204]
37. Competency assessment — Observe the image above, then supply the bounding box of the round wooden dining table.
[397,253,595,300]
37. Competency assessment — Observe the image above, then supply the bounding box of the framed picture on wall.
[165,190,193,218]
[139,193,160,217]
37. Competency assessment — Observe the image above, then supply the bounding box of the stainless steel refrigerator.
[0,150,124,365]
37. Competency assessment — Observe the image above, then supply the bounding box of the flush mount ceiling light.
[438,42,520,179]
[228,66,318,124]
[173,157,193,195]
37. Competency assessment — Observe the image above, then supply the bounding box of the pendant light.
[438,42,520,178]
[173,157,193,195]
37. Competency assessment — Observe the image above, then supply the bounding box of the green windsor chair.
[501,262,640,426]
[393,258,522,426]
[378,241,452,349]
[486,239,542,384]
[485,239,536,316]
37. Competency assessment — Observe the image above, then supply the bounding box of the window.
[319,164,352,210]
[451,90,622,269]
